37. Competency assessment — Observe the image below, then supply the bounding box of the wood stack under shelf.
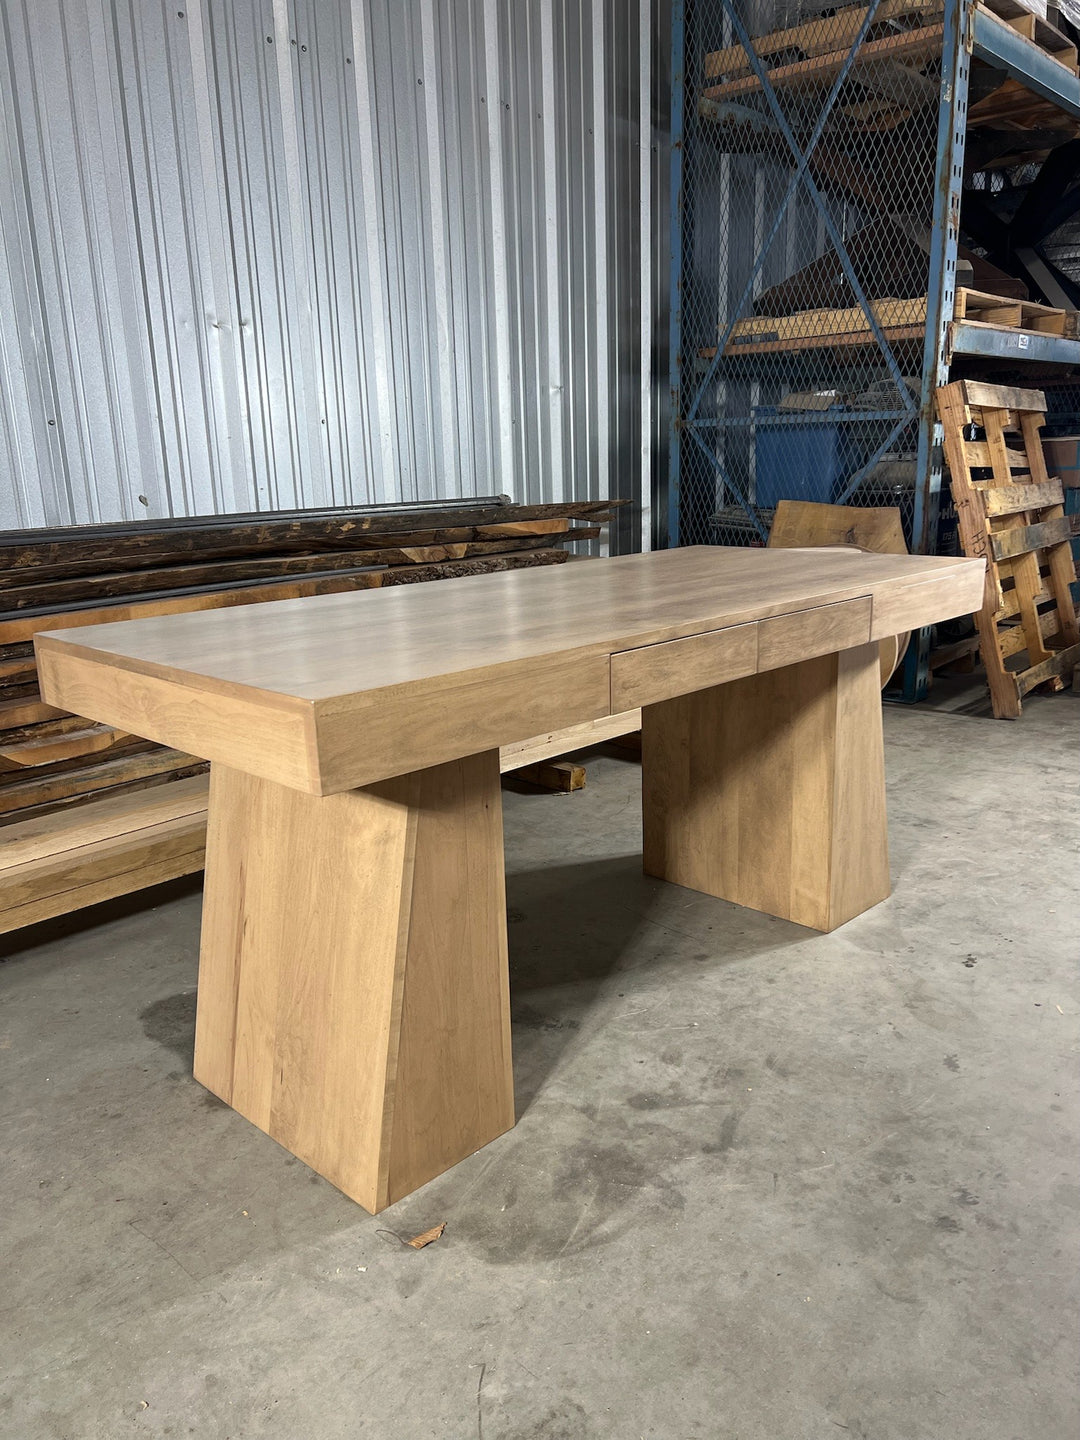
[0,496,622,934]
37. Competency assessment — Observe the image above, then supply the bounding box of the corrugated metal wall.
[0,0,653,547]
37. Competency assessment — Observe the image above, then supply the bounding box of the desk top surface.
[37,546,978,702]
[35,547,984,791]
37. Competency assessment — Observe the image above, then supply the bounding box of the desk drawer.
[757,596,872,673]
[610,623,757,711]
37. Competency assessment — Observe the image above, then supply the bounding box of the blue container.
[752,406,867,508]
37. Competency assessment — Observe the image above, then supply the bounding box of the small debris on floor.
[405,1223,446,1250]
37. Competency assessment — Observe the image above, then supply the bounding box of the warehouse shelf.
[668,0,1080,701]
[949,321,1080,362]
[971,4,1080,117]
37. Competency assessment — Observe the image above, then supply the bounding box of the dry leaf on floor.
[405,1222,446,1250]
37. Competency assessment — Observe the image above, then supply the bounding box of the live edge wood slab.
[36,546,983,1213]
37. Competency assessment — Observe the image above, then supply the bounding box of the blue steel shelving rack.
[667,0,1080,699]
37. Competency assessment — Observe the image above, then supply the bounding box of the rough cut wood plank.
[702,0,941,79]
[0,722,132,771]
[0,535,568,611]
[0,696,66,729]
[378,548,574,587]
[990,514,1080,561]
[0,657,37,686]
[0,748,205,817]
[961,380,1048,413]
[0,811,205,929]
[0,501,622,574]
[509,759,587,792]
[1017,643,1080,696]
[0,774,209,867]
[701,24,944,101]
[983,479,1064,515]
[0,842,205,935]
[767,500,907,555]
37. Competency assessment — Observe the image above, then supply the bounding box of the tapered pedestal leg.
[192,751,514,1213]
[642,642,889,932]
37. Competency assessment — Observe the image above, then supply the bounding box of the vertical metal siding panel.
[0,0,648,530]
[348,0,403,502]
[590,0,611,515]
[480,0,517,496]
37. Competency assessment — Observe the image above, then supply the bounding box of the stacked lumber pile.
[0,496,621,933]
[936,379,1080,718]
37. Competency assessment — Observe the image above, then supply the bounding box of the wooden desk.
[36,546,983,1212]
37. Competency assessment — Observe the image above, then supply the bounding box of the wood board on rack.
[936,379,1080,718]
[704,287,1068,358]
[701,0,1077,99]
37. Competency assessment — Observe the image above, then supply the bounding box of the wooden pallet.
[936,379,1080,718]
[954,287,1066,334]
[978,0,1079,71]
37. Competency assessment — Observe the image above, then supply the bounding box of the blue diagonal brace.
[833,411,920,505]
[687,0,884,426]
[686,421,770,544]
[695,0,919,416]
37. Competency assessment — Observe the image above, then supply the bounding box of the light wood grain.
[757,597,872,671]
[0,810,205,934]
[867,569,984,640]
[35,646,319,791]
[766,503,913,686]
[499,711,641,770]
[641,642,889,932]
[610,622,757,711]
[1,571,386,645]
[194,756,513,1213]
[313,649,611,792]
[37,548,983,795]
[768,500,907,556]
[0,696,66,728]
[0,775,208,867]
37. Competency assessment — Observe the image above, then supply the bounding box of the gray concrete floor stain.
[1,696,1077,1439]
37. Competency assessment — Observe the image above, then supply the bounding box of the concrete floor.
[2,697,1077,1440]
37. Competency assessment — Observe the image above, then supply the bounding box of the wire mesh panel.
[671,0,948,549]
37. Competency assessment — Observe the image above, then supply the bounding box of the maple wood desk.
[36,547,983,1212]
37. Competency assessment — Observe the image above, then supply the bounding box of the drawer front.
[757,596,872,674]
[610,622,757,711]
